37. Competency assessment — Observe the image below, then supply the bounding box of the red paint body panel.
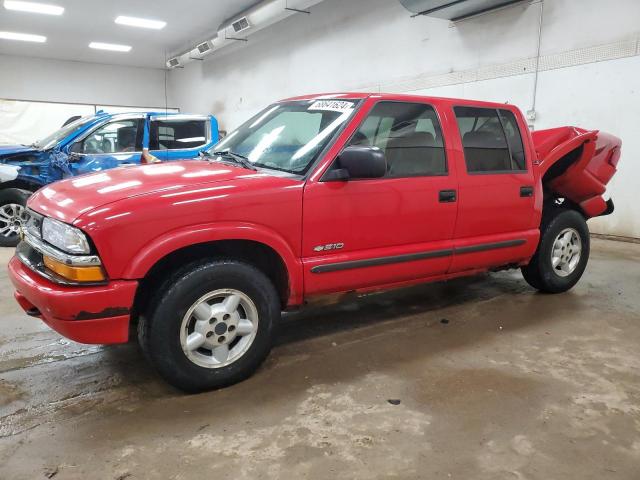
[532,127,621,217]
[9,257,134,343]
[8,93,622,345]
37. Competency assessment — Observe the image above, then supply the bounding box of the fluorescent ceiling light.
[115,15,166,30]
[89,42,132,52]
[4,1,64,15]
[0,31,46,42]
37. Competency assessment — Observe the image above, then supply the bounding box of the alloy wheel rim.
[0,204,26,238]
[551,227,582,277]
[179,289,259,368]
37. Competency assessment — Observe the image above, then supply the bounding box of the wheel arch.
[126,224,303,317]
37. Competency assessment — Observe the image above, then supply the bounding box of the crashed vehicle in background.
[0,111,219,246]
[8,93,620,392]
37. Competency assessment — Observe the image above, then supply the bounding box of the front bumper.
[9,255,138,344]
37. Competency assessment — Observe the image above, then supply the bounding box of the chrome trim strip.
[15,241,108,286]
[24,231,102,267]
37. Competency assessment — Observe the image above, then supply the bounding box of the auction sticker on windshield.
[308,100,355,113]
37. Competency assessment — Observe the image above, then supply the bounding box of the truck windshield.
[208,99,359,174]
[33,116,95,150]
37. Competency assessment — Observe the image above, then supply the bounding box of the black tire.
[0,188,31,248]
[139,259,280,393]
[521,209,590,293]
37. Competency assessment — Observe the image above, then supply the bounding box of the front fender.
[122,222,304,305]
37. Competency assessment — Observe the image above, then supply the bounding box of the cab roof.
[280,92,515,110]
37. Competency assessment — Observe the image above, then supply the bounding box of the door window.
[348,101,447,177]
[149,119,208,150]
[454,106,527,173]
[498,109,526,170]
[74,119,143,154]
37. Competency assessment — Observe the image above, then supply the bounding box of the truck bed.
[532,126,621,217]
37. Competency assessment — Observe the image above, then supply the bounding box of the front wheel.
[139,260,280,392]
[521,209,590,293]
[0,189,30,247]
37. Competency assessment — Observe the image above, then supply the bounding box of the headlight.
[42,217,91,254]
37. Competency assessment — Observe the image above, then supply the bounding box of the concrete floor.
[0,239,639,479]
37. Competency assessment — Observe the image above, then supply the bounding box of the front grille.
[24,209,43,239]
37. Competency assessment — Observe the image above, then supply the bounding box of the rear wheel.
[0,189,30,247]
[521,209,590,293]
[139,259,279,393]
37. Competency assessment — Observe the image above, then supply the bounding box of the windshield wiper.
[201,150,257,171]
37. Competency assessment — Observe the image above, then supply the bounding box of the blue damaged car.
[0,111,219,246]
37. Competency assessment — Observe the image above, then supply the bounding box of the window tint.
[150,119,207,150]
[349,102,447,177]
[498,109,526,170]
[454,106,527,173]
[76,118,143,154]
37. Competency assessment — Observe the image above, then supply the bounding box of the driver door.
[68,115,146,175]
[302,100,459,296]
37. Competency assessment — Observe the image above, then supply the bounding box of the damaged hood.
[27,160,267,224]
[0,144,39,159]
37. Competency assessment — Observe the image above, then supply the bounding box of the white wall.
[0,54,169,107]
[168,0,640,238]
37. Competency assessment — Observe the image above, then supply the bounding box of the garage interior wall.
[167,0,640,239]
[0,54,177,145]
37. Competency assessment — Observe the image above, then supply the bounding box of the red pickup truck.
[9,93,621,392]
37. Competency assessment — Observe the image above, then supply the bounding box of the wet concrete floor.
[0,238,639,479]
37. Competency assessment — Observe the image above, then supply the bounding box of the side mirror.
[324,146,387,181]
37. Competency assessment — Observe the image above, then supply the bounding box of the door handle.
[439,190,457,203]
[520,186,534,197]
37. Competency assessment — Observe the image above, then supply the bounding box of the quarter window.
[150,119,207,150]
[349,102,447,177]
[498,109,526,170]
[454,106,527,173]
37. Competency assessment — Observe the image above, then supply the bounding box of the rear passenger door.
[302,100,459,296]
[449,106,538,272]
[148,115,213,161]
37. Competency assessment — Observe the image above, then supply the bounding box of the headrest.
[117,126,136,147]
[387,131,435,148]
[462,131,505,149]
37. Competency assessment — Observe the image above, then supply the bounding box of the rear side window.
[150,119,207,150]
[454,106,527,173]
[349,101,447,177]
[498,109,526,170]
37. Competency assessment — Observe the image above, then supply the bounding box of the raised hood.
[28,160,262,224]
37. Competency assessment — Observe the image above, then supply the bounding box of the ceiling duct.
[195,40,214,56]
[231,16,251,34]
[169,0,324,69]
[166,57,182,69]
[398,0,528,21]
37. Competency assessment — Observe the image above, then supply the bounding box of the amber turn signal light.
[43,255,106,282]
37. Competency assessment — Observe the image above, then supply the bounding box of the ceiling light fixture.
[0,31,46,42]
[114,15,166,30]
[89,42,132,52]
[3,1,64,15]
